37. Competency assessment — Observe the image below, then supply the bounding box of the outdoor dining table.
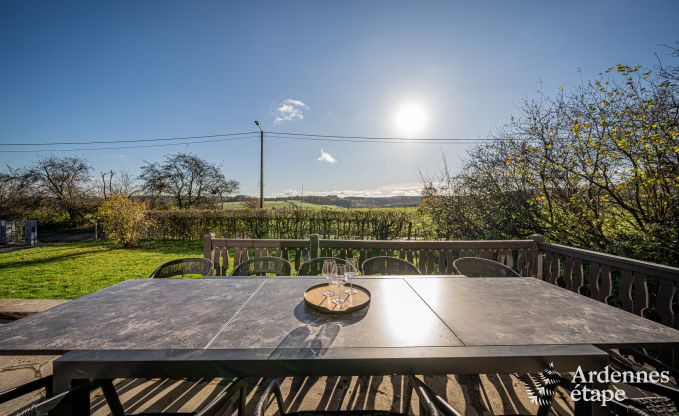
[2,275,679,416]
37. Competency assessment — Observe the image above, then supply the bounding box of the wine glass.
[345,258,359,295]
[331,263,346,305]
[322,259,336,297]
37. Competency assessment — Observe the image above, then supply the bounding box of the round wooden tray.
[303,283,370,314]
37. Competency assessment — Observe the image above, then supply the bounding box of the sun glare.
[394,102,427,137]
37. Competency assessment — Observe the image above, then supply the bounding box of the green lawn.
[0,240,204,300]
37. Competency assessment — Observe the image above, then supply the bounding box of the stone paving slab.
[0,354,58,415]
[0,299,68,323]
[0,300,65,414]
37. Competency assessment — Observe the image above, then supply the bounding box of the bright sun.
[394,102,427,136]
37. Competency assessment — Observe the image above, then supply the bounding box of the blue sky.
[1,1,678,197]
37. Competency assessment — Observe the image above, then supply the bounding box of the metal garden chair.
[361,256,421,276]
[149,258,214,279]
[610,395,679,416]
[297,257,346,276]
[606,350,679,416]
[452,257,520,277]
[230,256,292,276]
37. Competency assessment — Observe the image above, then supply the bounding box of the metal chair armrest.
[254,378,286,416]
[14,380,94,416]
[623,348,679,381]
[409,376,461,416]
[0,375,53,404]
[196,378,247,416]
[629,382,679,402]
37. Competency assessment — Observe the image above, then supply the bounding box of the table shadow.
[267,300,368,362]
[261,301,374,412]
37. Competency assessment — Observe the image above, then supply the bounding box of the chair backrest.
[149,258,215,279]
[230,256,292,276]
[297,257,347,276]
[453,257,520,277]
[362,256,422,276]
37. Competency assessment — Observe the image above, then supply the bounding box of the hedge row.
[145,208,427,240]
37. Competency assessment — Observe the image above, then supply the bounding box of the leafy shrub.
[97,195,149,247]
[243,197,260,209]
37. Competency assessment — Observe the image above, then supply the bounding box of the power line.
[0,135,260,153]
[0,130,495,148]
[0,131,258,147]
[0,130,499,153]
[268,131,487,141]
[267,133,482,144]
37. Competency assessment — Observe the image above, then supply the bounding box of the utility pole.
[254,120,264,208]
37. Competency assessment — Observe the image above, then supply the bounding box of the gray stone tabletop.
[406,276,679,347]
[0,279,264,353]
[1,276,678,355]
[207,278,462,350]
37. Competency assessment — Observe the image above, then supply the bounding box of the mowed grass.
[0,240,204,300]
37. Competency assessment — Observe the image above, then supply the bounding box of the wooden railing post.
[203,233,215,260]
[530,234,544,280]
[310,234,319,259]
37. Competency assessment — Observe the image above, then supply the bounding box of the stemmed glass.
[322,259,336,297]
[331,263,346,305]
[345,258,359,295]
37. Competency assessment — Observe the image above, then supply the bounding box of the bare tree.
[138,162,166,207]
[116,170,139,197]
[100,169,139,199]
[0,166,37,219]
[26,156,94,222]
[100,170,114,200]
[139,153,239,209]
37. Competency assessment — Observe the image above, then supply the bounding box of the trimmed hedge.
[145,208,425,240]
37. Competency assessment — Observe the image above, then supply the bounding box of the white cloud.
[317,148,337,164]
[273,98,309,124]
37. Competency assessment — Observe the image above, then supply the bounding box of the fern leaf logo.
[520,362,561,407]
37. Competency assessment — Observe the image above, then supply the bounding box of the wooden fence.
[203,233,537,276]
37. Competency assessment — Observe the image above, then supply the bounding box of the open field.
[0,241,205,299]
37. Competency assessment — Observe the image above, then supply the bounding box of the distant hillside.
[223,195,421,209]
[269,195,421,208]
[221,199,338,210]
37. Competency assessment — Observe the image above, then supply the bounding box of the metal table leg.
[50,360,90,416]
